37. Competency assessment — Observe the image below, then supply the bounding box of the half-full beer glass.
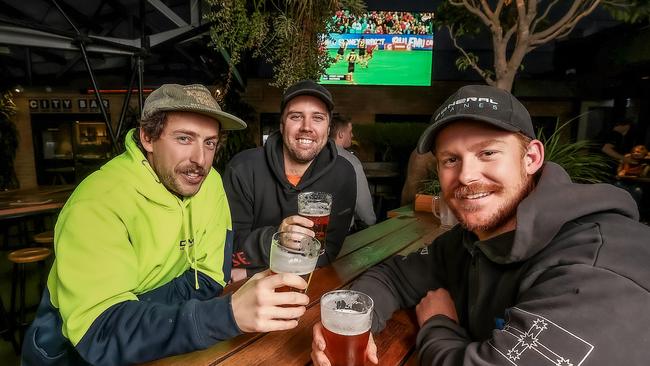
[269,231,321,292]
[321,290,374,366]
[297,192,332,244]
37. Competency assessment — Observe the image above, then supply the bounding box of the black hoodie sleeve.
[351,237,446,332]
[223,159,276,271]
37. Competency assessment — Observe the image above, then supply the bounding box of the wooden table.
[0,185,74,220]
[145,210,444,366]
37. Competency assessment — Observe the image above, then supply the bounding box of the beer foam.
[299,206,330,216]
[270,244,318,275]
[322,308,371,336]
[321,292,373,336]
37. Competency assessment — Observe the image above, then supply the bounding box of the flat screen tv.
[320,10,434,86]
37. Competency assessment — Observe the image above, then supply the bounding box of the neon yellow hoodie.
[23,129,239,365]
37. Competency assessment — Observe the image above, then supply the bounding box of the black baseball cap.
[281,80,334,112]
[417,85,535,153]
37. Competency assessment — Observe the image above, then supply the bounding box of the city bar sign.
[29,98,109,112]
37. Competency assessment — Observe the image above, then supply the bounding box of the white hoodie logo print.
[489,308,594,366]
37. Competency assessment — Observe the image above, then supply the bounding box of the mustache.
[176,163,206,176]
[451,182,502,199]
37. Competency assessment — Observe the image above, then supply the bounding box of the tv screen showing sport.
[320,10,434,86]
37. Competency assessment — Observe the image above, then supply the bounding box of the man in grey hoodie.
[312,85,650,365]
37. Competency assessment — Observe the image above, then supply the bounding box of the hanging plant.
[0,89,19,190]
[205,0,366,91]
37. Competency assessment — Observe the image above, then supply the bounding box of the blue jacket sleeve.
[75,294,241,366]
[137,269,225,304]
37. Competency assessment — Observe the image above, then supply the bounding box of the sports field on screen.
[320,49,432,86]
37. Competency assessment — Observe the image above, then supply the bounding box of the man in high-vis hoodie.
[23,84,311,366]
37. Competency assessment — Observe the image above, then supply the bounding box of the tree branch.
[532,0,601,43]
[531,0,601,46]
[451,0,495,28]
[531,0,562,33]
[447,25,494,85]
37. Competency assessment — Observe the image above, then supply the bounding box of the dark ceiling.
[0,0,225,90]
[1,0,649,97]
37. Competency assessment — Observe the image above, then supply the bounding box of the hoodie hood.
[478,162,639,264]
[108,129,187,208]
[264,131,338,189]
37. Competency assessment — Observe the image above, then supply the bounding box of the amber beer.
[301,210,330,243]
[321,290,374,366]
[269,231,321,293]
[297,192,333,243]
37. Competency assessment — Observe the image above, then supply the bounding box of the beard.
[283,134,325,164]
[285,145,320,164]
[156,162,206,198]
[446,172,535,234]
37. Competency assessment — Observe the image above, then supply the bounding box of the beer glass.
[320,290,374,366]
[432,195,458,228]
[269,231,321,293]
[297,191,332,244]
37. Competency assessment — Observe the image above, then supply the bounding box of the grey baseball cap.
[142,84,247,130]
[281,80,334,112]
[417,85,534,153]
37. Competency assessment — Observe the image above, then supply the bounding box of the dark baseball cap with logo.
[142,84,247,130]
[417,85,534,153]
[281,80,334,112]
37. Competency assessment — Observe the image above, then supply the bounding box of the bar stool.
[33,230,55,247]
[0,296,19,354]
[8,247,52,347]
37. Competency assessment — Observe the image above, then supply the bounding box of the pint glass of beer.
[269,231,322,292]
[320,290,374,366]
[297,192,332,244]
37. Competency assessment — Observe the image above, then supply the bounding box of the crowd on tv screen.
[328,10,434,35]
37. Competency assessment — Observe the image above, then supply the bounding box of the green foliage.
[540,120,610,184]
[205,0,366,91]
[602,1,650,23]
[418,169,440,196]
[0,89,19,190]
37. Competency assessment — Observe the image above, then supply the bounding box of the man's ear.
[524,139,545,175]
[140,128,154,153]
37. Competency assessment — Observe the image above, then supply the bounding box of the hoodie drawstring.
[181,199,199,290]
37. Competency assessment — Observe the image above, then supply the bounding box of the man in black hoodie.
[224,80,356,279]
[312,85,650,365]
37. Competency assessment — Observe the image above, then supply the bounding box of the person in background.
[400,148,437,206]
[224,80,356,281]
[601,118,638,172]
[617,144,649,177]
[335,39,348,62]
[329,115,376,230]
[346,49,358,83]
[22,84,310,366]
[312,85,650,366]
[615,144,649,212]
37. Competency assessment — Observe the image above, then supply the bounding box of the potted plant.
[414,170,440,213]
